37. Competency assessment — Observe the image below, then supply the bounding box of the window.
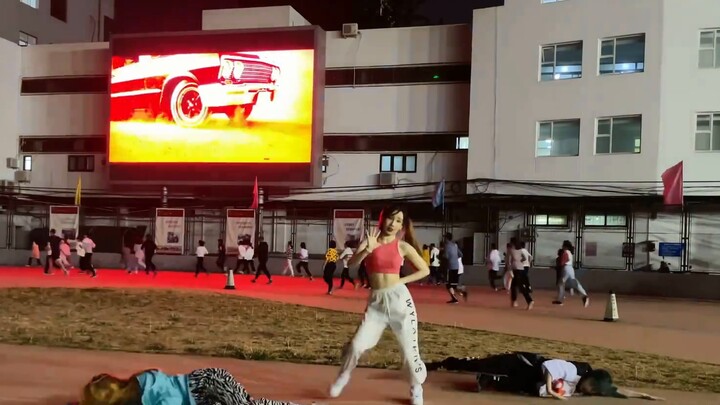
[695,112,720,151]
[22,156,32,171]
[50,0,67,22]
[456,136,469,150]
[595,115,642,154]
[20,0,39,8]
[21,76,107,94]
[599,34,645,75]
[380,154,417,173]
[20,137,106,153]
[584,214,627,227]
[18,31,37,47]
[534,214,568,226]
[536,119,580,157]
[541,0,565,3]
[540,41,583,81]
[68,155,95,172]
[325,64,470,87]
[699,29,720,69]
[322,133,467,152]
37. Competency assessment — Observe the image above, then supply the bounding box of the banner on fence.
[49,206,80,241]
[155,208,185,255]
[226,209,256,254]
[333,209,365,247]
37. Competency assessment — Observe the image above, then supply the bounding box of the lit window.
[699,29,720,69]
[456,136,469,150]
[695,112,720,151]
[599,34,645,75]
[584,214,627,227]
[18,31,37,47]
[540,41,583,81]
[541,0,565,3]
[595,115,642,154]
[536,120,580,157]
[534,214,568,226]
[20,0,39,9]
[379,154,417,173]
[22,155,32,171]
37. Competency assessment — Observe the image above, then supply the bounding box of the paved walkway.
[2,344,718,405]
[1,267,718,364]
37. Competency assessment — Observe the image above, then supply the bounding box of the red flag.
[250,177,259,209]
[661,161,683,206]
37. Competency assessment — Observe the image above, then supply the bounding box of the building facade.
[1,1,720,275]
[0,0,114,46]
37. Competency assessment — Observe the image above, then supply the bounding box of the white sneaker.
[329,373,350,398]
[411,385,424,405]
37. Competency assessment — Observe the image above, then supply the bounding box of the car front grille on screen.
[240,63,273,83]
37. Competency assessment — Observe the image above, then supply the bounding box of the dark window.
[379,154,417,173]
[19,31,38,47]
[22,156,32,171]
[21,76,107,94]
[50,0,67,22]
[20,137,106,153]
[323,133,465,152]
[325,64,471,87]
[68,155,95,172]
[103,16,114,42]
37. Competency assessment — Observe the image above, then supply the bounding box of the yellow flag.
[74,176,82,206]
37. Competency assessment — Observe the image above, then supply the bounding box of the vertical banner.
[155,208,185,255]
[226,209,256,255]
[49,206,80,241]
[333,209,365,247]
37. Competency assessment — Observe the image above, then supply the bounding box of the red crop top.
[365,238,403,275]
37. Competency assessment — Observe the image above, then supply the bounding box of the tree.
[353,0,430,29]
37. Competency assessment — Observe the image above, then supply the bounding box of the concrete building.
[0,0,114,46]
[1,1,720,295]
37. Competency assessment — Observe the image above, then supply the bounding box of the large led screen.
[109,49,314,164]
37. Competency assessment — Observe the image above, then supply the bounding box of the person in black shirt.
[141,234,157,275]
[251,236,272,284]
[47,229,67,275]
[216,239,226,271]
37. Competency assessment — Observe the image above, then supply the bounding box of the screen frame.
[107,26,325,188]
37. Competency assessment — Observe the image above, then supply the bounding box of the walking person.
[43,241,54,275]
[503,242,514,292]
[216,239,227,272]
[510,240,534,310]
[251,236,272,284]
[281,241,295,277]
[322,240,339,294]
[141,235,158,275]
[59,238,73,271]
[519,241,533,292]
[295,242,313,279]
[338,241,356,289]
[429,243,440,285]
[357,258,369,288]
[553,240,590,307]
[328,205,430,405]
[444,233,467,304]
[26,241,42,267]
[195,240,209,277]
[80,233,97,277]
[487,243,502,291]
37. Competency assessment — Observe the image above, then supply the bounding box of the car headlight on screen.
[232,61,245,80]
[220,59,233,80]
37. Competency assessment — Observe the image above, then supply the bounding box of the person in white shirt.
[509,239,534,310]
[519,241,533,293]
[486,243,502,291]
[338,242,356,289]
[429,243,441,285]
[281,241,295,277]
[80,234,97,277]
[59,239,73,271]
[195,240,209,277]
[295,242,313,279]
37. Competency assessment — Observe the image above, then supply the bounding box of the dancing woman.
[328,205,431,405]
[78,367,301,405]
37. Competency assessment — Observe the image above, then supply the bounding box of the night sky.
[113,0,504,34]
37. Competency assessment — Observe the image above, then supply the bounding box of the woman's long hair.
[562,240,575,254]
[79,370,154,405]
[379,205,422,255]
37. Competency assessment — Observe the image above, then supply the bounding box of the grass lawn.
[1,288,719,393]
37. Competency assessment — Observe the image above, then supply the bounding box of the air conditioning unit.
[0,180,17,193]
[6,158,18,169]
[14,170,31,183]
[342,23,359,38]
[378,172,397,187]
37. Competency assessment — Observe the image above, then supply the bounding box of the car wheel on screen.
[169,80,209,127]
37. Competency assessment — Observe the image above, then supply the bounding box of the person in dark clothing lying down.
[426,352,663,401]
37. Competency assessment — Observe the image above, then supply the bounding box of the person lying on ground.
[426,352,664,401]
[74,367,302,405]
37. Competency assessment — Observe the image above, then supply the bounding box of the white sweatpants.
[336,283,427,386]
[281,259,294,276]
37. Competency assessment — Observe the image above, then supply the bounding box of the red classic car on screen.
[111,52,281,127]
